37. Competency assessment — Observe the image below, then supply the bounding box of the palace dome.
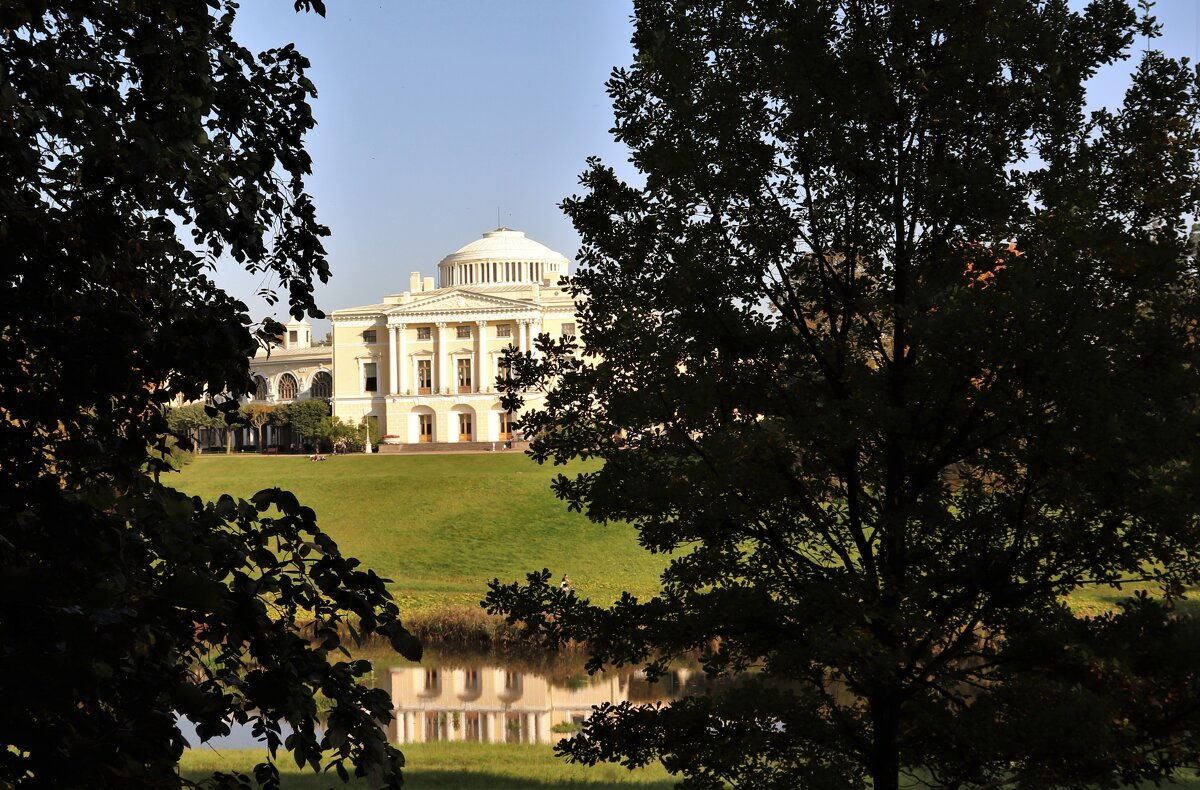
[438,228,570,288]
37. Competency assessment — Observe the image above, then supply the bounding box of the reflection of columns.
[489,712,503,743]
[537,712,550,744]
[476,321,488,393]
[387,325,398,395]
[524,713,536,743]
[436,322,450,394]
[397,324,408,395]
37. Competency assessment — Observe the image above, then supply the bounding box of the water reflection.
[385,663,703,745]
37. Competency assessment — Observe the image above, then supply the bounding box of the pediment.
[386,289,534,315]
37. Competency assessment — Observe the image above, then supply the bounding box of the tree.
[241,402,276,452]
[315,417,381,454]
[487,2,1200,788]
[285,397,333,449]
[166,402,221,454]
[0,2,419,787]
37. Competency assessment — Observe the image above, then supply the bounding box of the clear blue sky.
[222,1,1200,336]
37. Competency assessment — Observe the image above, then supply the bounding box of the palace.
[248,228,577,450]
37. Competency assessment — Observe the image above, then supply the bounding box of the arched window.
[310,370,332,399]
[277,373,298,401]
[254,375,269,400]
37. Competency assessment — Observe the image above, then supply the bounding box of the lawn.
[179,743,677,789]
[168,454,666,613]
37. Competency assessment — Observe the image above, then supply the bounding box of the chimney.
[423,276,435,292]
[409,272,421,292]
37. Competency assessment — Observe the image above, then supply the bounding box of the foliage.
[241,403,277,451]
[284,397,333,446]
[167,402,222,453]
[488,2,1200,789]
[0,1,417,787]
[315,416,380,454]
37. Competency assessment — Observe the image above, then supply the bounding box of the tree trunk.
[869,694,901,790]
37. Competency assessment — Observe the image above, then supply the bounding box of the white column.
[519,320,530,353]
[476,321,488,393]
[388,325,398,395]
[489,713,503,743]
[397,324,408,395]
[436,322,450,394]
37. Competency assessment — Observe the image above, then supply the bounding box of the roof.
[438,228,569,267]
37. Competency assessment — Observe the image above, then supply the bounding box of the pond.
[386,654,705,745]
[181,642,709,750]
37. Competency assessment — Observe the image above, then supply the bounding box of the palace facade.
[246,228,577,449]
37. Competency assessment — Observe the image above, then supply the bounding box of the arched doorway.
[451,404,476,442]
[411,406,435,443]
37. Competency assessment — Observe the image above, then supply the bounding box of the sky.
[223,1,1200,337]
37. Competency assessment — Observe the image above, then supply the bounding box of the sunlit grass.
[179,743,676,789]
[168,454,666,613]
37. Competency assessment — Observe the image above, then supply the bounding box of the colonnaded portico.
[329,228,578,447]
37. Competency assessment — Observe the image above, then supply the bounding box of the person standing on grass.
[560,575,571,592]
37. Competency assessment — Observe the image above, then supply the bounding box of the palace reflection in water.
[386,665,701,745]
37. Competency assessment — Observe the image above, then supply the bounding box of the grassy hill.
[168,453,666,613]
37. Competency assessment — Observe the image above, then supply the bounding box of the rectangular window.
[464,669,480,691]
[560,323,576,339]
[424,668,439,690]
[416,326,431,340]
[456,325,471,339]
[364,362,377,392]
[362,329,377,344]
[288,330,298,343]
[417,359,432,394]
[495,324,511,338]
[456,358,472,393]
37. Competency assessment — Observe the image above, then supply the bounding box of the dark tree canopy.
[0,2,416,787]
[489,1,1200,788]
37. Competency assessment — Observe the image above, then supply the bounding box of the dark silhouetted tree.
[489,2,1200,788]
[0,1,418,787]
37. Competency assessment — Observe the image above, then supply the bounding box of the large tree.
[488,1,1200,788]
[0,2,418,787]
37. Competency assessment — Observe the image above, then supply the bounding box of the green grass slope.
[168,454,665,612]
